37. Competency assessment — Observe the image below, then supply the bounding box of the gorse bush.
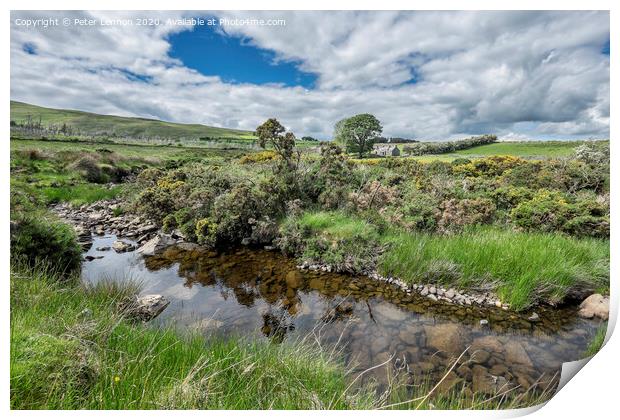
[10,213,82,273]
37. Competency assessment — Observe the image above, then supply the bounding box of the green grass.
[584,323,607,357]
[11,101,256,142]
[294,211,609,310]
[39,184,122,206]
[10,263,376,409]
[388,140,609,162]
[299,211,378,239]
[380,227,609,310]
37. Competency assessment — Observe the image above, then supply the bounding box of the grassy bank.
[10,263,377,409]
[290,211,609,310]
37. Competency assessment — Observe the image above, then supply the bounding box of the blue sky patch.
[22,42,37,55]
[167,20,317,88]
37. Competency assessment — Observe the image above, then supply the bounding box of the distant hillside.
[10,101,256,141]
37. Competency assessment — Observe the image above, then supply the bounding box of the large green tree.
[338,114,383,158]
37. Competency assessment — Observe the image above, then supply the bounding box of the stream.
[82,233,602,397]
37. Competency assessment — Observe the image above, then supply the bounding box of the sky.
[10,10,610,140]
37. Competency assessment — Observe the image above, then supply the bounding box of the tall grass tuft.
[379,226,609,310]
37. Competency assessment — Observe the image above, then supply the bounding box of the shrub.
[510,190,569,233]
[10,213,82,273]
[68,156,107,184]
[238,150,279,164]
[436,198,496,233]
[348,180,399,212]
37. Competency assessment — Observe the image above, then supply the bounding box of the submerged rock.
[578,294,609,320]
[424,323,468,355]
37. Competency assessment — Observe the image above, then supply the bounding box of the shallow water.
[83,234,602,396]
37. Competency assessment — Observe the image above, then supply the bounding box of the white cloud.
[10,10,609,140]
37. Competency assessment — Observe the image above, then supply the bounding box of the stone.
[398,326,420,345]
[112,240,135,253]
[527,312,540,322]
[470,335,504,354]
[96,246,111,251]
[479,319,489,327]
[424,323,468,355]
[136,235,176,256]
[503,341,533,368]
[470,349,491,364]
[434,371,463,395]
[420,286,429,296]
[578,294,609,320]
[120,294,169,322]
[190,318,224,332]
[445,289,456,299]
[429,286,437,294]
[471,365,509,395]
[456,364,472,380]
[176,242,199,251]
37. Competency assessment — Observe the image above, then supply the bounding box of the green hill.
[10,101,256,141]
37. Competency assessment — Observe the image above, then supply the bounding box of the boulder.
[112,240,135,253]
[120,294,170,322]
[471,365,509,395]
[136,234,176,256]
[424,323,469,355]
[503,341,533,368]
[578,294,609,320]
[470,335,504,354]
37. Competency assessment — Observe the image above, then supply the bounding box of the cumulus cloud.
[10,10,609,140]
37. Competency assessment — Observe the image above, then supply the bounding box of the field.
[11,101,256,142]
[10,109,610,410]
[389,140,605,162]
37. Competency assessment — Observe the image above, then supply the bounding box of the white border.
[2,1,616,419]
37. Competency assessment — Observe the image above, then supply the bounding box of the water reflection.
[82,236,602,397]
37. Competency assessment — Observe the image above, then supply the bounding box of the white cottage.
[372,144,401,157]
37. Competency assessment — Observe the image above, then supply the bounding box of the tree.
[255,118,297,170]
[332,118,347,145]
[339,114,383,158]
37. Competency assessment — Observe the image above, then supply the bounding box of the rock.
[479,319,489,327]
[176,242,199,251]
[527,312,540,322]
[429,286,437,294]
[285,271,303,289]
[424,323,468,355]
[398,326,420,345]
[84,255,96,261]
[120,294,169,322]
[420,286,429,296]
[470,336,504,354]
[96,246,111,251]
[112,240,135,253]
[445,289,456,299]
[434,371,463,395]
[471,365,508,395]
[470,349,491,364]
[136,235,175,256]
[578,294,609,320]
[190,318,224,331]
[503,341,533,368]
